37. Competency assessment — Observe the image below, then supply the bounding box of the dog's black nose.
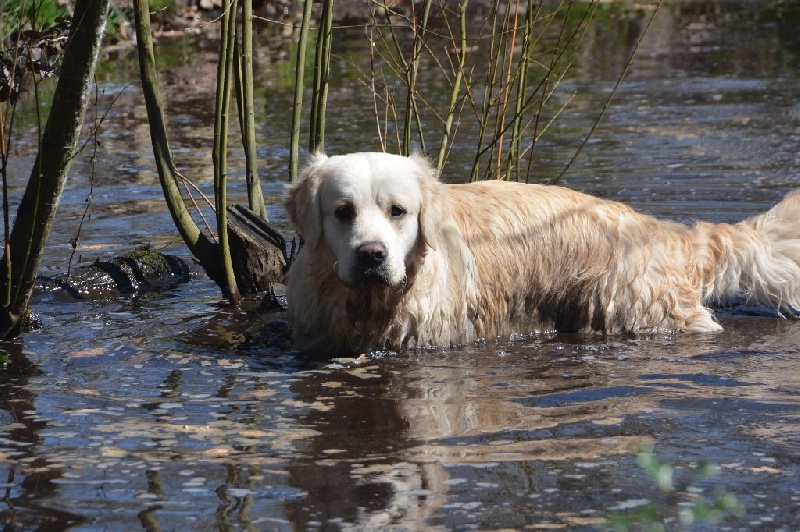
[357,241,388,267]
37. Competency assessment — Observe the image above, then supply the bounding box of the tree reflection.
[0,343,88,529]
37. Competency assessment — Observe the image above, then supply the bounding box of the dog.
[284,152,800,354]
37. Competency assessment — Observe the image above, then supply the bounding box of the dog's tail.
[696,189,800,315]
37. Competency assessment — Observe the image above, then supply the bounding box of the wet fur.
[285,152,800,354]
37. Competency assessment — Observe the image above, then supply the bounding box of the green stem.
[237,0,267,219]
[310,0,334,152]
[0,105,12,308]
[213,0,241,304]
[290,0,315,181]
[403,0,432,156]
[437,0,468,174]
[132,0,222,284]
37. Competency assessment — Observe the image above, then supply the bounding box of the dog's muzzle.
[354,241,391,284]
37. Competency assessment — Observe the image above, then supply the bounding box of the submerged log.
[36,248,193,299]
[36,206,289,301]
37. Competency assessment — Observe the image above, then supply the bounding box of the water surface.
[2,2,800,529]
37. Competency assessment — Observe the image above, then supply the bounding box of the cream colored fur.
[284,152,800,354]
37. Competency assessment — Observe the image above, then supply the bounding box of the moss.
[125,247,172,277]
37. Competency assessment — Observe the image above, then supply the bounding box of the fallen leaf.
[67,347,105,359]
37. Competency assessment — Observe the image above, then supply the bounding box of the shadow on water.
[1,0,800,529]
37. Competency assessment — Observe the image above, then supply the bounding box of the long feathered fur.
[284,153,800,354]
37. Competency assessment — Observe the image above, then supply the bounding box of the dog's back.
[445,181,800,336]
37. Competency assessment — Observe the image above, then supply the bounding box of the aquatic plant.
[340,0,666,183]
[605,444,745,530]
[359,0,604,181]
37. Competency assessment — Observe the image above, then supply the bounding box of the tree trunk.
[134,0,288,300]
[132,0,225,290]
[227,205,287,294]
[0,0,111,339]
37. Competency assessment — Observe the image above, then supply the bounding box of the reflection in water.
[285,368,415,528]
[1,291,800,529]
[0,0,798,529]
[0,344,88,529]
[274,325,798,529]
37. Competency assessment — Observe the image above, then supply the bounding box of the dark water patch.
[639,372,754,388]
[518,385,657,409]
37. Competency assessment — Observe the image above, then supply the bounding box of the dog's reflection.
[283,345,653,528]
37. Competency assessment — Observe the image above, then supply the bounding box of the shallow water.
[2,2,800,530]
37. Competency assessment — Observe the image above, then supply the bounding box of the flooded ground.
[2,1,800,529]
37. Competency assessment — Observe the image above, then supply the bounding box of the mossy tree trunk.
[0,0,111,339]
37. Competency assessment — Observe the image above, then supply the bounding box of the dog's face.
[286,152,435,288]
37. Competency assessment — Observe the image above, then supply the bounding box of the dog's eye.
[335,204,355,222]
[390,205,407,218]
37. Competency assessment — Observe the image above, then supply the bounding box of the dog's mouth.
[353,266,393,286]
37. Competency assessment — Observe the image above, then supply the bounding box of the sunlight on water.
[1,1,799,529]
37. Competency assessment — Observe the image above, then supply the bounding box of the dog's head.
[285,152,440,288]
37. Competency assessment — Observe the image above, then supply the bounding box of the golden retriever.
[284,152,800,354]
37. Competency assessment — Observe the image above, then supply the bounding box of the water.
[2,2,800,529]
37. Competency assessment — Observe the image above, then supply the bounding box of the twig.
[494,0,521,179]
[175,167,217,240]
[554,0,663,184]
[402,0,432,155]
[526,0,572,182]
[366,5,386,151]
[67,81,102,277]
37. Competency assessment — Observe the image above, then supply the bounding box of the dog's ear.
[410,153,444,252]
[284,152,328,249]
